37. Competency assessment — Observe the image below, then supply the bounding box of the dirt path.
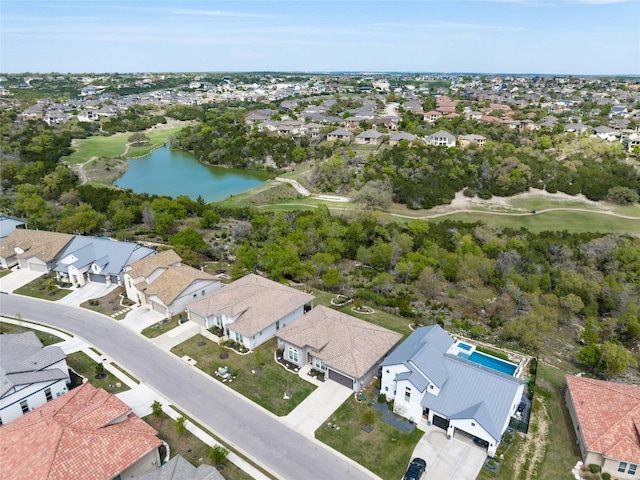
[73,156,97,185]
[510,398,549,480]
[391,206,640,221]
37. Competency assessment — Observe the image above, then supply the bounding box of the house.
[355,129,384,145]
[186,273,314,350]
[423,110,442,123]
[0,332,70,425]
[133,455,223,480]
[0,229,74,271]
[426,130,456,147]
[303,122,323,138]
[275,305,402,391]
[610,105,629,118]
[0,383,164,480]
[123,249,221,317]
[388,132,417,146]
[564,123,590,134]
[0,215,26,243]
[54,237,155,287]
[326,128,353,143]
[593,125,619,142]
[458,134,487,148]
[565,375,640,480]
[380,326,525,457]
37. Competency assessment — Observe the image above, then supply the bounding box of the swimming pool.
[459,351,518,376]
[458,342,472,351]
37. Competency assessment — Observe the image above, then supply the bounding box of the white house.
[425,130,456,147]
[380,326,524,457]
[0,332,70,425]
[124,249,221,317]
[186,274,314,350]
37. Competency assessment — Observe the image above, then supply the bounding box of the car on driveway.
[517,401,526,414]
[404,457,427,480]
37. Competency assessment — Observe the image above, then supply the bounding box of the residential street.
[0,294,376,480]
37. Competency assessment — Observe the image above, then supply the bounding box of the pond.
[115,144,270,202]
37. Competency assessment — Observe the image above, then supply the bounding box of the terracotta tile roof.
[127,249,182,279]
[187,273,314,337]
[566,375,640,462]
[0,383,162,480]
[0,229,74,263]
[276,305,402,379]
[145,265,218,305]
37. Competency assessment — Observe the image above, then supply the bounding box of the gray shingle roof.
[133,455,223,480]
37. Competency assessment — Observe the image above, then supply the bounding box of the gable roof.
[0,332,68,397]
[356,129,383,139]
[187,274,314,337]
[566,375,640,462]
[54,237,155,277]
[0,215,26,241]
[0,229,74,263]
[276,305,402,379]
[328,128,353,137]
[126,249,182,279]
[0,383,162,480]
[144,265,218,306]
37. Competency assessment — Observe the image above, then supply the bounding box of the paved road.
[0,294,375,480]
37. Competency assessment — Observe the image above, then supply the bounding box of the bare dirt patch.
[510,397,550,480]
[83,156,129,184]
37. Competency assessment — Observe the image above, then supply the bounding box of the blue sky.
[2,0,639,75]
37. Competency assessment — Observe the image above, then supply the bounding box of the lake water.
[115,145,268,202]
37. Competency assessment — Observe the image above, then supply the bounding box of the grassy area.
[0,268,12,278]
[316,385,423,480]
[109,363,140,385]
[63,125,187,164]
[80,286,131,318]
[144,411,253,480]
[0,321,64,346]
[170,336,316,416]
[66,351,130,394]
[141,316,181,339]
[429,210,640,236]
[476,363,580,480]
[13,275,73,301]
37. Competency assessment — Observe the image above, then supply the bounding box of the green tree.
[175,416,187,437]
[598,341,637,377]
[151,400,163,421]
[128,132,150,146]
[209,445,229,466]
[170,228,207,252]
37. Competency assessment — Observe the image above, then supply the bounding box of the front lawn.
[144,411,252,480]
[13,275,72,301]
[170,336,315,416]
[0,321,64,346]
[141,315,181,339]
[66,351,130,394]
[315,386,423,480]
[80,286,132,318]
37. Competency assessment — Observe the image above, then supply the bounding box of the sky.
[1,0,639,75]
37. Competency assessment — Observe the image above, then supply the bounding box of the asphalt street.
[0,294,375,480]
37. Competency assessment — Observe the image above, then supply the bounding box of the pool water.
[459,351,517,376]
[458,342,473,351]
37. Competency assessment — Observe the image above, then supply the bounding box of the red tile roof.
[0,383,162,480]
[566,375,640,463]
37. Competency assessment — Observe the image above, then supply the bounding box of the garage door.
[28,262,47,272]
[152,301,166,314]
[433,415,450,431]
[328,369,353,389]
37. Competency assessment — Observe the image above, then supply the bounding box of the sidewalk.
[0,315,269,480]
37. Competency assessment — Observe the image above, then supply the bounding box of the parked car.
[404,458,427,480]
[517,401,526,414]
[473,437,489,448]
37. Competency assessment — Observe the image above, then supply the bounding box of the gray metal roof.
[55,237,154,276]
[421,354,524,442]
[381,326,453,368]
[0,215,26,241]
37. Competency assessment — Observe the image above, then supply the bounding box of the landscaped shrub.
[476,345,510,361]
[602,473,611,480]
[588,464,601,474]
[377,393,386,403]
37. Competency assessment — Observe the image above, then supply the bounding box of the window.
[0,415,3,426]
[276,320,280,330]
[620,462,628,473]
[20,400,29,414]
[314,357,326,371]
[405,387,411,402]
[201,290,205,296]
[45,388,53,402]
[629,464,637,475]
[235,332,243,343]
[193,293,197,298]
[384,386,389,392]
[288,347,299,363]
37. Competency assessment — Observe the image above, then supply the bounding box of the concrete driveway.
[0,268,44,293]
[284,379,353,435]
[120,304,164,333]
[411,426,487,480]
[56,282,118,307]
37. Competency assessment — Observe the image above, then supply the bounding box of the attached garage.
[433,415,450,431]
[151,300,167,315]
[27,261,47,272]
[328,369,353,389]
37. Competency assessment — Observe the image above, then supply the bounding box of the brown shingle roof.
[566,375,640,462]
[276,305,402,379]
[0,383,162,480]
[0,229,74,263]
[145,265,217,305]
[127,249,182,279]
[187,274,314,337]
